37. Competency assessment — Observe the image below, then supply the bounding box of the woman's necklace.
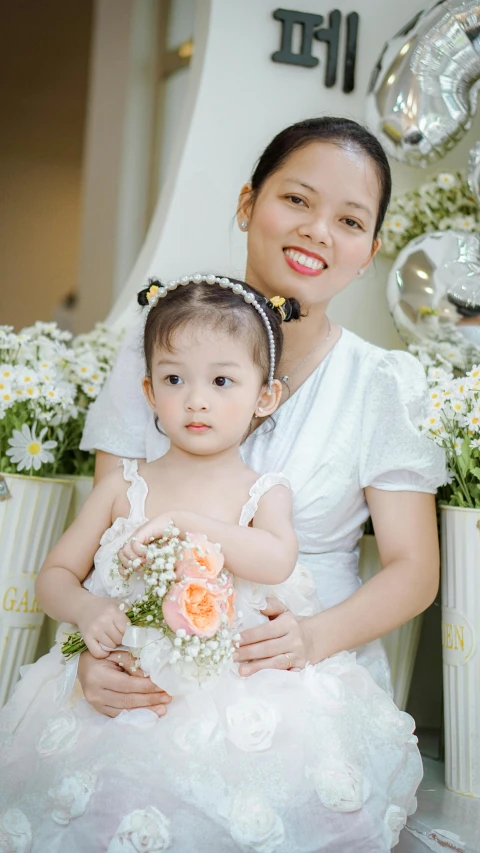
[280,317,332,385]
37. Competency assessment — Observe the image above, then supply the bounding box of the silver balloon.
[468,140,480,204]
[444,230,480,309]
[366,1,480,166]
[386,231,480,345]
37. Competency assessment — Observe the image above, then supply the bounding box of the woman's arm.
[236,490,439,674]
[120,486,298,585]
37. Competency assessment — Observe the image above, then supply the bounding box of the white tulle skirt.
[0,625,422,853]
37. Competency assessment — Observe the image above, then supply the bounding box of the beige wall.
[0,0,93,331]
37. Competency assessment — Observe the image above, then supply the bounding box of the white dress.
[2,461,425,852]
[0,325,447,853]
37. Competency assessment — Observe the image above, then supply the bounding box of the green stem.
[453,460,474,508]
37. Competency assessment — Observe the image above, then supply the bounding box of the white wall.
[108,0,480,350]
[75,0,159,332]
[156,0,195,193]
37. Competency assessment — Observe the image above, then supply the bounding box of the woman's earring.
[240,221,248,230]
[357,268,364,277]
[256,406,264,415]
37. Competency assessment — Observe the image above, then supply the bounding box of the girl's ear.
[254,380,282,418]
[142,376,156,411]
[236,183,254,230]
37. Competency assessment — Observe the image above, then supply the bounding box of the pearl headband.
[145,273,277,391]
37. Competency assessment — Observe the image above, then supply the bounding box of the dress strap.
[120,458,149,522]
[239,472,291,527]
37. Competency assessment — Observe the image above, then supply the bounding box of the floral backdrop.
[380,170,480,258]
[0,322,124,477]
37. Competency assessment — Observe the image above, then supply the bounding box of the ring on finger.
[283,652,293,670]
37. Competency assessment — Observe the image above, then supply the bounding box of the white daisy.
[82,383,99,399]
[451,400,466,416]
[18,368,38,386]
[453,216,476,232]
[6,424,57,472]
[437,173,456,189]
[42,385,60,403]
[24,384,40,399]
[0,390,14,407]
[387,214,410,233]
[0,363,14,381]
[424,414,440,430]
[466,412,480,432]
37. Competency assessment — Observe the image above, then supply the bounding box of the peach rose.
[162,578,226,637]
[175,534,224,580]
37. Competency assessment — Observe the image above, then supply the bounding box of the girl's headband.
[143,273,283,391]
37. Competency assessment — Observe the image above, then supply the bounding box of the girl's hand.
[117,514,174,573]
[233,598,312,676]
[76,596,131,659]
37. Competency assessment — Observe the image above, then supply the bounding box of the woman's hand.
[76,596,130,659]
[233,598,312,676]
[117,514,174,572]
[77,650,172,718]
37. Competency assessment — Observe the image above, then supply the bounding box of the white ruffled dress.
[0,326,447,852]
[3,461,424,853]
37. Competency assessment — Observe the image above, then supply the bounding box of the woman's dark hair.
[250,117,392,239]
[138,277,301,383]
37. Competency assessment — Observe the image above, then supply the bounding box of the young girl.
[0,277,421,853]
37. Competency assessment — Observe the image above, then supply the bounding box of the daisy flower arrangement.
[62,526,240,687]
[381,170,480,258]
[408,325,480,375]
[0,322,123,477]
[417,360,480,508]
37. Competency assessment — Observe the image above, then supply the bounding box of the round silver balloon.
[387,231,480,346]
[366,0,480,166]
[444,230,480,311]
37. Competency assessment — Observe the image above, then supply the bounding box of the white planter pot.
[0,472,73,706]
[35,475,94,659]
[441,505,480,798]
[358,535,423,711]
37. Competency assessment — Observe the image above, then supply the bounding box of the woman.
[79,116,446,739]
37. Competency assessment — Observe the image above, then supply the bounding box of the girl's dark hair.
[138,277,301,382]
[250,117,392,239]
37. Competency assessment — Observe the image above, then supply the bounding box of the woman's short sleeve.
[80,318,151,458]
[359,350,448,493]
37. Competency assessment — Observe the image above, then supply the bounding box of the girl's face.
[238,141,381,307]
[143,326,280,457]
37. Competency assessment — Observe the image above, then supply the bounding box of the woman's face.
[238,141,382,307]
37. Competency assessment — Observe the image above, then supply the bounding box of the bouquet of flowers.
[0,321,123,477]
[417,361,480,508]
[62,524,240,688]
[380,170,480,258]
